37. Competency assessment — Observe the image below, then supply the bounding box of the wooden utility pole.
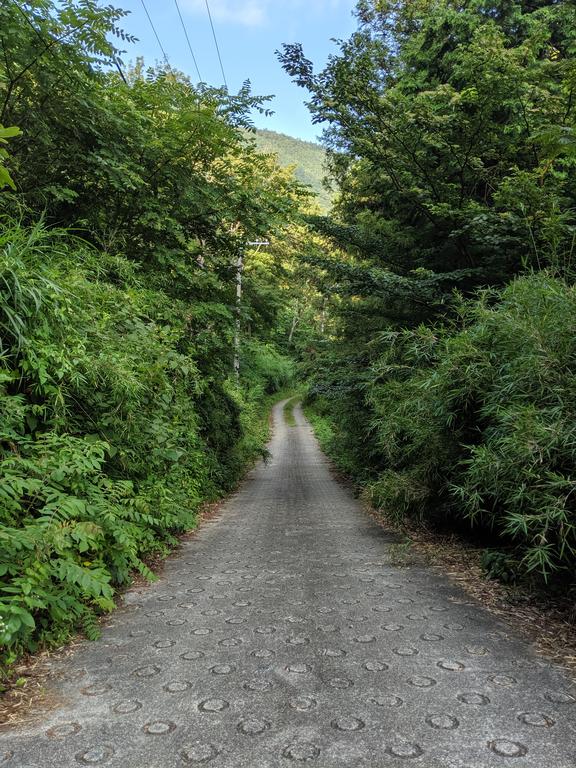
[234,240,269,380]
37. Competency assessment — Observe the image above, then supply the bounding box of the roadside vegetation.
[2,0,576,677]
[281,0,576,587]
[0,0,326,670]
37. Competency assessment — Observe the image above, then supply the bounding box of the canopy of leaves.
[281,0,576,584]
[0,0,315,667]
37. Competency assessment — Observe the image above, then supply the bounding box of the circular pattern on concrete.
[251,648,275,658]
[286,663,310,674]
[518,712,555,727]
[288,631,311,644]
[364,660,389,671]
[243,679,273,692]
[131,665,160,678]
[385,742,424,759]
[219,637,242,647]
[544,691,575,704]
[75,746,115,764]
[488,740,528,758]
[319,647,347,657]
[393,646,418,657]
[282,742,320,761]
[198,698,229,713]
[354,634,376,643]
[163,680,192,693]
[425,714,459,730]
[46,722,82,739]
[210,664,235,675]
[371,694,403,708]
[255,626,276,634]
[180,743,220,763]
[112,700,142,714]
[289,696,317,711]
[143,721,176,735]
[466,645,489,656]
[80,683,111,696]
[153,639,175,649]
[457,692,490,706]
[489,674,517,687]
[237,718,271,736]
[437,660,465,671]
[331,716,365,731]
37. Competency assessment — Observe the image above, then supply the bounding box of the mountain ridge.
[251,128,332,211]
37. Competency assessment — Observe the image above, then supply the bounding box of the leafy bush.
[0,218,289,666]
[443,274,576,580]
[243,341,295,396]
[0,0,309,670]
[308,273,576,583]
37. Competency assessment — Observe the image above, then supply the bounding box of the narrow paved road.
[3,402,576,767]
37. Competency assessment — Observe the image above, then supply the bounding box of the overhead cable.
[174,0,203,82]
[140,0,170,68]
[204,0,228,89]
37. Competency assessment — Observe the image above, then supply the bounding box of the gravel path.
[3,400,576,767]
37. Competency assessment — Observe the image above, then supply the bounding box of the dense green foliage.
[252,129,332,211]
[282,0,576,584]
[0,0,307,666]
[2,0,575,674]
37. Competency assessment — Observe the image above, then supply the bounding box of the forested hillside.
[251,129,332,211]
[281,0,576,586]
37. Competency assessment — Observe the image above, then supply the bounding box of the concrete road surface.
[2,400,575,767]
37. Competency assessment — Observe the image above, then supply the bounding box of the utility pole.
[234,240,269,381]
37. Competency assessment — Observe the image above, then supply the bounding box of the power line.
[113,55,128,85]
[174,0,202,83]
[204,0,228,89]
[140,0,170,68]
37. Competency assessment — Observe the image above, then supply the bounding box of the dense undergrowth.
[0,218,295,668]
[286,0,576,587]
[0,0,310,669]
[307,273,576,582]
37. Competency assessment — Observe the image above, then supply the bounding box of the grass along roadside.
[283,394,304,426]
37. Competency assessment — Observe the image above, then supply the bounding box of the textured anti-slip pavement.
[3,402,576,767]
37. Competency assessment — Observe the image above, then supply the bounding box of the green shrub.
[308,273,576,583]
[0,219,284,665]
[444,274,576,580]
[243,341,295,396]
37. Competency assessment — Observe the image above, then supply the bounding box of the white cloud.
[183,0,266,27]
[182,0,351,28]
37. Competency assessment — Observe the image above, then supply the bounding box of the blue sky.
[113,0,357,142]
